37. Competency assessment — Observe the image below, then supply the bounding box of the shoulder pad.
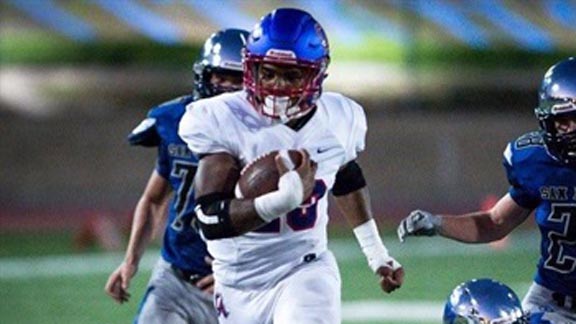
[153,95,195,113]
[504,131,548,168]
[514,131,544,149]
[127,117,160,147]
[129,95,194,147]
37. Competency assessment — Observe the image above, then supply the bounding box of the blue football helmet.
[244,8,330,121]
[193,28,249,100]
[443,278,528,324]
[534,57,576,166]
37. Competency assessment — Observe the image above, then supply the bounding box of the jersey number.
[170,161,197,231]
[544,204,576,274]
[254,181,328,233]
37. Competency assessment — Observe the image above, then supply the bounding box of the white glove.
[397,210,441,242]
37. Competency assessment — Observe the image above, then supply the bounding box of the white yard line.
[0,236,536,323]
[342,300,443,322]
[0,252,158,279]
[0,231,539,279]
[0,254,445,322]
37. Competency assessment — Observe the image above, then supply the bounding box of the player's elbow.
[475,217,511,243]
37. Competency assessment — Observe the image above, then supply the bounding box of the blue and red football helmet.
[243,8,330,122]
[534,57,576,166]
[193,28,249,100]
[443,278,528,324]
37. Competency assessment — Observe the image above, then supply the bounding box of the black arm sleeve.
[331,161,367,196]
[195,192,238,240]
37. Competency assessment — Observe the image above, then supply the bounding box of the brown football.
[237,150,303,199]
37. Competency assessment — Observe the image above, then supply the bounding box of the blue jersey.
[529,312,552,324]
[503,131,576,296]
[129,95,210,275]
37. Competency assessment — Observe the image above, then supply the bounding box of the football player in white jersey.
[179,8,404,324]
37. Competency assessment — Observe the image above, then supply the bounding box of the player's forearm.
[195,152,307,238]
[438,211,505,243]
[335,188,401,273]
[229,199,267,234]
[123,198,158,265]
[229,171,307,233]
[196,194,296,240]
[123,170,172,263]
[438,194,529,243]
[195,194,267,239]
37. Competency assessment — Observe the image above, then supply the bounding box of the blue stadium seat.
[182,0,255,32]
[393,0,490,49]
[93,0,183,44]
[467,0,554,52]
[7,0,96,42]
[544,0,576,30]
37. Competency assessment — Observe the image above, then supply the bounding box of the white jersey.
[179,91,367,288]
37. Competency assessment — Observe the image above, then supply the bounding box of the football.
[237,150,303,199]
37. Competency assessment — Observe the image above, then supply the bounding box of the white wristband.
[254,171,303,222]
[353,219,400,272]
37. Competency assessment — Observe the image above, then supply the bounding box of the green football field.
[0,230,538,324]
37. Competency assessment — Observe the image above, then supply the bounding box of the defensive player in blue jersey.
[398,57,576,323]
[104,28,248,324]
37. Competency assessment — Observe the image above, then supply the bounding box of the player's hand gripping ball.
[237,150,303,199]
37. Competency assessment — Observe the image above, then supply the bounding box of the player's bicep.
[490,193,532,229]
[194,153,240,198]
[194,153,259,239]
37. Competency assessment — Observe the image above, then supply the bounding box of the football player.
[179,8,403,324]
[398,57,576,323]
[443,278,529,323]
[104,28,248,324]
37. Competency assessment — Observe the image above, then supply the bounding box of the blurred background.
[2,0,575,236]
[0,1,575,323]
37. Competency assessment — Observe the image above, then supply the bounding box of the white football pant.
[213,250,341,324]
